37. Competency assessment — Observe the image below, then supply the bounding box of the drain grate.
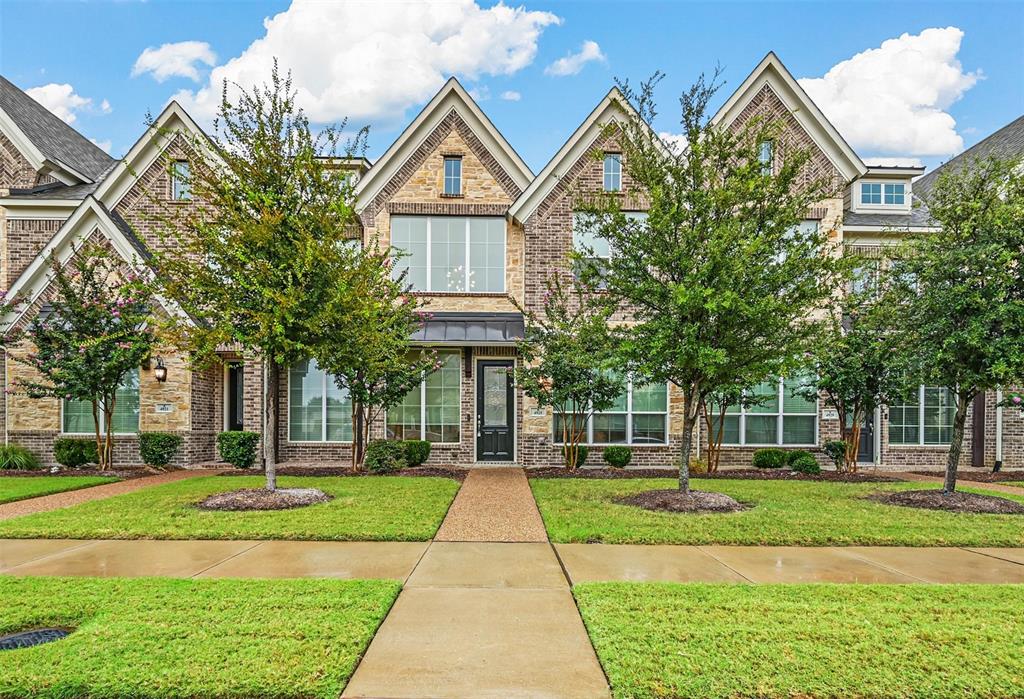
[0,628,70,650]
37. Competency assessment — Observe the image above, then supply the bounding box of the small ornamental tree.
[890,155,1024,493]
[514,273,624,470]
[308,243,436,471]
[1,244,156,469]
[700,384,744,473]
[150,64,366,490]
[580,72,842,495]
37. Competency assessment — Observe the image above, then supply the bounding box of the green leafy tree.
[514,273,624,470]
[151,64,366,490]
[308,242,436,471]
[889,155,1024,493]
[580,72,842,493]
[1,244,156,469]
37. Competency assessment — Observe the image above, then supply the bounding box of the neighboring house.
[0,55,1020,470]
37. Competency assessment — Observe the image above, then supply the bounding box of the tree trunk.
[263,360,278,491]
[104,394,116,471]
[678,384,700,495]
[91,402,104,471]
[846,412,862,474]
[943,391,973,494]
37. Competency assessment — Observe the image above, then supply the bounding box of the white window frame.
[171,160,191,201]
[855,179,911,212]
[61,368,141,436]
[758,139,774,174]
[287,361,352,443]
[391,216,506,294]
[443,156,462,196]
[552,378,670,446]
[887,385,956,446]
[714,377,819,447]
[386,351,462,444]
[603,153,621,192]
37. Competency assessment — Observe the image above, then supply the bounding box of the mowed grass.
[0,576,399,698]
[0,475,460,541]
[0,476,118,505]
[574,582,1024,699]
[530,478,1024,546]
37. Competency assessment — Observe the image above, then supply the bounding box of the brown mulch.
[527,467,898,482]
[616,489,748,514]
[196,487,333,511]
[227,466,468,481]
[910,470,1024,483]
[0,467,161,479]
[868,489,1024,515]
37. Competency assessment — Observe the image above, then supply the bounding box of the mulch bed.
[868,489,1024,515]
[0,468,157,479]
[227,466,468,482]
[616,489,748,514]
[197,487,333,511]
[528,467,898,483]
[911,470,1024,484]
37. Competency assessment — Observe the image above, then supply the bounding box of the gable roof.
[914,114,1024,199]
[0,75,114,184]
[713,52,866,183]
[354,77,533,211]
[509,86,640,224]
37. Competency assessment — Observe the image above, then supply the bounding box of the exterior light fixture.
[154,357,168,383]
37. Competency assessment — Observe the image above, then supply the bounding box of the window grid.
[884,183,905,205]
[172,160,191,201]
[443,157,462,196]
[861,182,882,205]
[63,369,140,435]
[391,216,505,293]
[288,360,353,443]
[888,385,955,446]
[554,378,669,446]
[387,352,461,443]
[603,153,621,192]
[712,377,818,446]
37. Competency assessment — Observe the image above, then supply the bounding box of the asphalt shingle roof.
[0,75,114,182]
[843,206,936,229]
[914,114,1024,200]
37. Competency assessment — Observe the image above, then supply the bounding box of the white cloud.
[469,85,490,101]
[798,27,981,158]
[658,131,687,153]
[864,156,924,168]
[544,40,605,77]
[89,138,113,154]
[500,90,521,101]
[173,0,560,126]
[132,41,217,82]
[25,83,105,125]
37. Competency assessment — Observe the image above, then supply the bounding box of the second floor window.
[443,156,462,196]
[603,153,621,192]
[884,183,905,205]
[390,215,505,293]
[861,182,906,207]
[758,140,773,174]
[171,160,191,201]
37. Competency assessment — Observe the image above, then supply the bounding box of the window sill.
[288,440,353,445]
[439,193,464,199]
[410,291,508,297]
[887,443,951,449]
[61,432,138,438]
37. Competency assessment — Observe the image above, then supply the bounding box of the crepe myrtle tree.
[514,273,624,470]
[1,244,156,470]
[149,63,367,490]
[308,243,437,472]
[889,155,1024,493]
[578,71,843,494]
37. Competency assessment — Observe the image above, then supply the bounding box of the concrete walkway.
[434,467,547,542]
[0,469,220,521]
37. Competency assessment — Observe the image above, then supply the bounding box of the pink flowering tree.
[308,241,436,471]
[1,244,155,470]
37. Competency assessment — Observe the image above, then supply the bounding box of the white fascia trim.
[842,225,941,234]
[713,52,867,183]
[94,101,217,209]
[0,201,80,219]
[0,107,91,186]
[354,77,533,212]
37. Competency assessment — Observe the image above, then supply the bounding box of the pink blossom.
[1013,396,1022,405]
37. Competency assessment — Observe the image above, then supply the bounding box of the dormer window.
[171,160,191,201]
[443,156,462,196]
[884,183,905,205]
[860,181,907,207]
[861,182,882,204]
[603,153,621,192]
[758,140,774,174]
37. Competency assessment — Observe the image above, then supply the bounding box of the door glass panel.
[482,365,508,427]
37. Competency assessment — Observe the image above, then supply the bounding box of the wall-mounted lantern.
[153,357,168,383]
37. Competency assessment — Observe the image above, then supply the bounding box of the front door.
[857,412,874,463]
[476,360,514,461]
[226,363,244,431]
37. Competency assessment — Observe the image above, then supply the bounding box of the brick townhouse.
[0,53,1021,470]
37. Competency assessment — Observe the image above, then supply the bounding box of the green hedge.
[139,433,183,468]
[365,440,405,474]
[402,440,431,467]
[602,446,632,468]
[216,431,260,469]
[751,448,786,469]
[53,438,98,469]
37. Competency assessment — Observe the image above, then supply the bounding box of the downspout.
[873,406,881,468]
[995,389,1003,470]
[261,358,267,469]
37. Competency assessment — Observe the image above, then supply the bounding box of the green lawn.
[0,576,399,698]
[0,475,460,541]
[0,476,118,505]
[574,582,1024,699]
[530,478,1024,546]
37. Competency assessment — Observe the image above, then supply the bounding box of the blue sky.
[1,0,1021,173]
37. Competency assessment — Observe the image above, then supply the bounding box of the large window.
[712,376,818,446]
[554,377,669,445]
[888,385,956,445]
[288,359,353,442]
[443,157,462,196]
[63,369,140,434]
[390,216,505,293]
[603,153,622,192]
[572,211,647,265]
[387,351,461,443]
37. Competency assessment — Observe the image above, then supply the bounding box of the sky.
[1,0,1022,174]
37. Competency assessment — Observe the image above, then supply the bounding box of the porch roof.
[411,312,525,345]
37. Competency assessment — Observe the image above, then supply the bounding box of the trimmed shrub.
[53,438,98,469]
[0,444,40,470]
[789,452,821,474]
[823,440,847,470]
[365,440,406,474]
[216,431,260,469]
[562,445,589,468]
[602,445,632,468]
[751,448,786,469]
[139,432,183,468]
[402,440,431,467]
[785,450,814,467]
[689,457,709,475]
